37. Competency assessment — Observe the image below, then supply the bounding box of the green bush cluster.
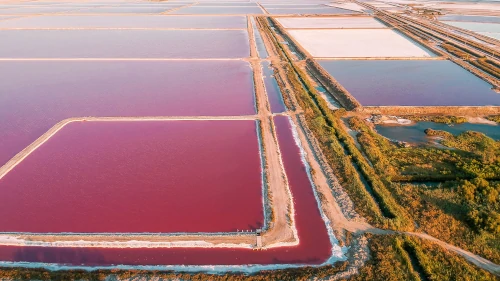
[405,115,468,124]
[487,115,500,124]
[457,178,500,234]
[350,234,497,281]
[344,118,499,261]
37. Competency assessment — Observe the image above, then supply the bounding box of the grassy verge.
[487,115,500,123]
[349,234,497,281]
[258,17,413,229]
[347,117,499,262]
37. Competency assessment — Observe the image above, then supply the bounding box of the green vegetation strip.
[347,234,497,281]
[258,17,413,230]
[348,115,500,262]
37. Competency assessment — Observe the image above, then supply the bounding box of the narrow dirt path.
[256,15,500,276]
[405,232,500,275]
[248,15,297,246]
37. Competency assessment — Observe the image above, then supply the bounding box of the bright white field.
[365,1,399,8]
[288,29,434,58]
[327,3,367,12]
[277,17,387,29]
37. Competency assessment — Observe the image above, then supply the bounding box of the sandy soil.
[467,116,498,125]
[2,234,257,248]
[248,17,298,247]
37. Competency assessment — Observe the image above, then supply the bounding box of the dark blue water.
[376,122,500,144]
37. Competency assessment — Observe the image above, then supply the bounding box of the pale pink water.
[0,30,249,58]
[170,6,264,14]
[0,15,247,28]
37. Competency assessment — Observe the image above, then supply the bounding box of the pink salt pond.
[0,60,256,169]
[0,120,263,233]
[0,29,250,58]
[0,116,335,267]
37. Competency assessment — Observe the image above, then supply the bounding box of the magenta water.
[0,121,263,233]
[0,116,333,266]
[0,15,247,28]
[319,60,500,106]
[0,30,249,58]
[266,7,357,15]
[0,60,255,168]
[171,6,264,14]
[262,61,286,113]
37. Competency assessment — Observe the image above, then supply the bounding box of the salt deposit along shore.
[0,115,300,250]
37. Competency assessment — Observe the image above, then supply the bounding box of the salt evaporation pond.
[0,15,247,28]
[262,61,286,113]
[251,17,268,58]
[0,60,255,168]
[0,30,249,58]
[442,21,500,40]
[0,15,19,20]
[0,116,336,266]
[262,4,326,9]
[265,7,356,15]
[170,6,264,14]
[0,7,80,14]
[276,17,387,29]
[192,3,259,6]
[376,122,500,144]
[289,29,434,57]
[73,7,176,13]
[439,14,500,24]
[0,121,263,233]
[319,60,500,106]
[443,21,500,33]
